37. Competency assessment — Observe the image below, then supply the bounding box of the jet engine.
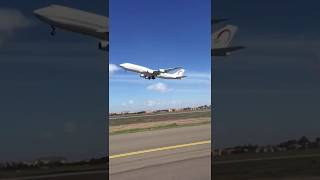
[140,74,150,79]
[140,74,153,79]
[98,40,108,51]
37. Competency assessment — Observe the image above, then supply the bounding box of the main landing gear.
[147,76,155,80]
[50,26,56,36]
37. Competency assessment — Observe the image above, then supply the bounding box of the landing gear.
[50,26,56,36]
[146,75,155,80]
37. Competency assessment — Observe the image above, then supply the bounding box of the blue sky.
[213,0,320,147]
[0,1,107,162]
[109,0,211,113]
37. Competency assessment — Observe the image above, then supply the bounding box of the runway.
[109,124,211,180]
[0,171,107,180]
[2,125,210,180]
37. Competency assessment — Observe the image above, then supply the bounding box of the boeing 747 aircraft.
[33,4,108,51]
[119,63,186,80]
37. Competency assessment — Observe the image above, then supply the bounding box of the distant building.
[145,110,153,114]
[34,156,67,165]
[136,111,146,114]
[156,109,169,113]
[121,111,130,115]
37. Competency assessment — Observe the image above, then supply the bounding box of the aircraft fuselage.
[119,63,185,80]
[34,5,108,40]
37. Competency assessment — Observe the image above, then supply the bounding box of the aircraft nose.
[119,63,126,68]
[33,8,44,17]
[33,7,49,18]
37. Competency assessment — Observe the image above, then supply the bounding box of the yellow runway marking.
[109,140,211,159]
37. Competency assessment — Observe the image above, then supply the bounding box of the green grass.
[110,121,210,136]
[109,110,211,126]
[214,150,320,180]
[0,164,106,178]
[214,149,320,161]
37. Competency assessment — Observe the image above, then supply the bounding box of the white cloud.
[0,8,33,44]
[109,64,120,76]
[147,82,170,93]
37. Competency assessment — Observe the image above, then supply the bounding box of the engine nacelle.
[140,74,152,79]
[98,41,108,51]
[140,74,149,79]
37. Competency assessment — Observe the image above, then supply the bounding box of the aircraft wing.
[96,28,108,33]
[153,67,182,75]
[97,28,108,51]
[96,29,108,40]
[161,67,182,73]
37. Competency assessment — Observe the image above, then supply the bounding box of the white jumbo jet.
[119,63,186,80]
[33,4,108,51]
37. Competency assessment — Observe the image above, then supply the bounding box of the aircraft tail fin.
[213,25,238,49]
[174,69,185,77]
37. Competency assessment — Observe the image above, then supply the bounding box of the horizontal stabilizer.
[212,18,228,24]
[96,28,108,33]
[212,46,245,56]
[158,67,182,73]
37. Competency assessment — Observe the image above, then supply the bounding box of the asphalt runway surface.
[3,124,211,180]
[109,124,211,180]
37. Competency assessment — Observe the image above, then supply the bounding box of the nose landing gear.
[50,26,56,36]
